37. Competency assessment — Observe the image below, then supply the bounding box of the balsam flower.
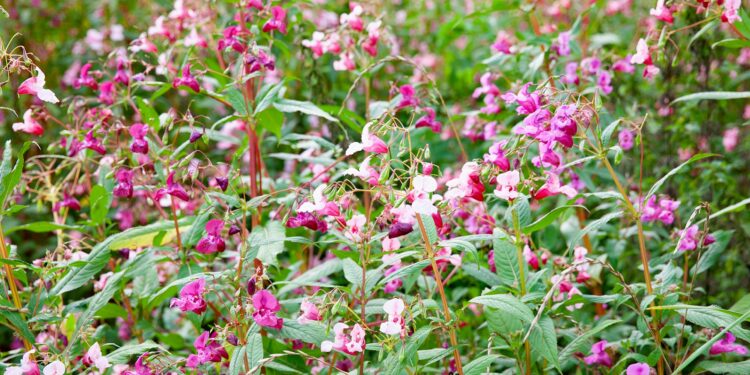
[584,340,612,367]
[379,298,406,336]
[340,5,364,32]
[619,129,635,150]
[346,124,389,155]
[445,162,485,201]
[396,84,420,109]
[186,331,229,368]
[626,363,652,375]
[18,68,59,103]
[533,172,577,200]
[173,64,200,93]
[415,107,442,133]
[154,172,190,202]
[286,212,328,233]
[42,362,65,375]
[83,342,111,373]
[321,323,366,355]
[710,331,748,355]
[494,170,520,201]
[170,278,207,314]
[4,349,40,375]
[298,300,321,324]
[123,353,153,375]
[252,290,284,330]
[12,109,44,136]
[649,0,674,24]
[196,219,226,254]
[73,63,98,90]
[263,6,287,34]
[129,123,149,154]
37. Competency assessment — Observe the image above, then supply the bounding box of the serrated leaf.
[492,229,520,288]
[279,320,327,345]
[558,319,621,362]
[107,341,164,364]
[257,107,284,139]
[273,99,339,122]
[524,205,584,234]
[697,359,750,374]
[247,221,286,266]
[225,88,249,117]
[343,258,364,289]
[645,153,718,201]
[463,355,499,375]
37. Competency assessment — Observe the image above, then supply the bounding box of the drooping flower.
[677,225,715,252]
[597,71,613,95]
[245,50,276,73]
[649,0,674,24]
[114,59,130,85]
[561,62,579,85]
[298,184,341,218]
[414,107,442,133]
[298,300,321,324]
[333,52,356,71]
[553,31,571,56]
[445,162,485,201]
[218,26,245,53]
[303,32,326,58]
[170,278,207,314]
[186,331,229,368]
[584,340,612,367]
[533,172,577,200]
[41,362,64,375]
[362,21,381,56]
[640,196,680,225]
[252,290,284,330]
[340,5,364,32]
[630,39,652,65]
[321,323,366,355]
[54,194,81,212]
[723,127,740,152]
[129,123,149,154]
[18,68,59,103]
[494,170,520,201]
[12,109,44,136]
[196,219,226,254]
[483,141,510,171]
[123,353,153,375]
[379,298,406,336]
[396,84,420,109]
[710,331,749,355]
[346,124,389,155]
[619,129,635,150]
[83,342,111,373]
[263,6,287,34]
[172,64,200,93]
[613,56,635,74]
[722,0,742,24]
[286,212,328,233]
[154,172,190,202]
[492,31,514,54]
[73,63,98,90]
[626,363,652,375]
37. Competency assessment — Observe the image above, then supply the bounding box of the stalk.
[511,207,531,375]
[415,215,464,375]
[0,223,32,351]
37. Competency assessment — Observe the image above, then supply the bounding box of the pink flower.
[649,0,674,24]
[362,21,381,56]
[445,162,485,201]
[643,65,660,80]
[630,39,652,65]
[123,353,153,375]
[640,196,680,225]
[584,340,612,367]
[12,109,44,136]
[286,212,328,233]
[710,331,749,355]
[54,194,81,212]
[722,0,742,24]
[154,172,190,202]
[4,349,40,375]
[619,129,635,150]
[533,172,577,200]
[613,56,635,74]
[415,107,442,133]
[483,141,510,171]
[98,81,115,105]
[186,331,229,368]
[553,31,571,56]
[379,298,406,336]
[340,5,364,32]
[83,343,111,373]
[396,84,420,109]
[321,323,366,355]
[252,290,284,330]
[723,127,740,152]
[218,26,245,52]
[42,361,65,375]
[263,6,287,34]
[184,28,208,48]
[246,50,276,73]
[626,363,652,375]
[129,123,149,154]
[170,278,207,314]
[73,63,98,90]
[17,68,59,103]
[333,52,356,71]
[297,300,321,324]
[173,64,200,93]
[494,170,520,201]
[114,59,130,85]
[114,169,135,198]
[597,71,613,95]
[303,32,326,58]
[346,124,389,155]
[298,184,341,218]
[492,31,514,54]
[196,219,226,254]
[561,62,579,85]
[677,225,714,252]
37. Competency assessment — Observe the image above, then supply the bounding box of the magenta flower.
[321,323,366,355]
[286,212,328,233]
[388,221,413,238]
[722,0,741,24]
[640,196,680,225]
[483,141,510,171]
[613,56,635,74]
[196,219,226,254]
[626,363,652,375]
[619,129,635,151]
[533,172,577,200]
[597,71,613,95]
[114,59,130,85]
[73,63,98,90]
[252,290,284,330]
[98,81,115,105]
[492,31,513,54]
[678,225,715,252]
[561,62,579,85]
[262,6,287,34]
[54,193,81,212]
[123,353,154,375]
[345,124,389,155]
[333,52,356,71]
[186,331,229,368]
[82,342,111,373]
[445,162,485,201]
[723,127,740,152]
[17,67,59,103]
[584,340,612,367]
[649,0,674,24]
[173,64,200,93]
[631,39,652,65]
[297,300,321,324]
[114,169,134,198]
[129,123,149,154]
[415,107,442,133]
[396,84,420,109]
[170,278,207,314]
[215,176,228,191]
[245,50,275,73]
[12,109,44,136]
[710,331,748,355]
[154,172,190,202]
[218,26,245,53]
[553,31,571,56]
[4,349,40,375]
[82,131,107,155]
[340,5,364,32]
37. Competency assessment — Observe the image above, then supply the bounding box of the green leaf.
[254,82,284,115]
[181,209,213,248]
[136,97,160,131]
[529,315,559,369]
[106,341,164,364]
[712,39,750,49]
[688,20,719,49]
[273,99,339,122]
[600,119,622,147]
[225,88,250,117]
[89,185,112,225]
[247,333,264,370]
[558,319,621,362]
[568,210,624,249]
[229,346,248,375]
[645,153,718,201]
[695,197,750,226]
[673,309,750,374]
[524,205,585,234]
[672,92,750,104]
[419,214,440,245]
[279,320,327,345]
[278,258,342,295]
[257,107,284,139]
[5,222,82,234]
[403,326,432,366]
[697,359,750,374]
[692,230,733,275]
[492,229,520,288]
[343,258,364,289]
[247,221,286,266]
[0,300,35,344]
[470,294,533,322]
[0,141,30,211]
[463,355,499,375]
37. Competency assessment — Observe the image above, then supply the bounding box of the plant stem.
[511,206,531,375]
[0,223,31,351]
[415,215,464,375]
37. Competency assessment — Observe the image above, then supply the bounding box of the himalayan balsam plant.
[1,0,750,374]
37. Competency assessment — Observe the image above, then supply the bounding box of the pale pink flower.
[17,68,59,103]
[723,127,740,152]
[83,342,111,373]
[379,298,406,336]
[12,109,44,136]
[494,170,520,201]
[630,39,651,65]
[42,361,65,375]
[346,124,388,155]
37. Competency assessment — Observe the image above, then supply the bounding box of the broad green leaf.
[279,320,327,345]
[463,355,499,375]
[568,211,624,249]
[247,333,264,370]
[229,346,247,375]
[254,81,284,115]
[257,107,284,139]
[470,294,533,322]
[673,309,750,374]
[529,315,559,369]
[5,222,82,234]
[645,153,718,201]
[136,97,160,131]
[0,141,30,211]
[712,39,750,49]
[278,258,342,295]
[273,98,339,122]
[524,205,585,234]
[89,185,112,225]
[225,88,250,117]
[343,258,364,289]
[692,230,733,275]
[107,341,164,364]
[697,359,750,374]
[0,300,35,344]
[247,220,286,266]
[492,229,520,287]
[672,92,750,104]
[558,319,621,362]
